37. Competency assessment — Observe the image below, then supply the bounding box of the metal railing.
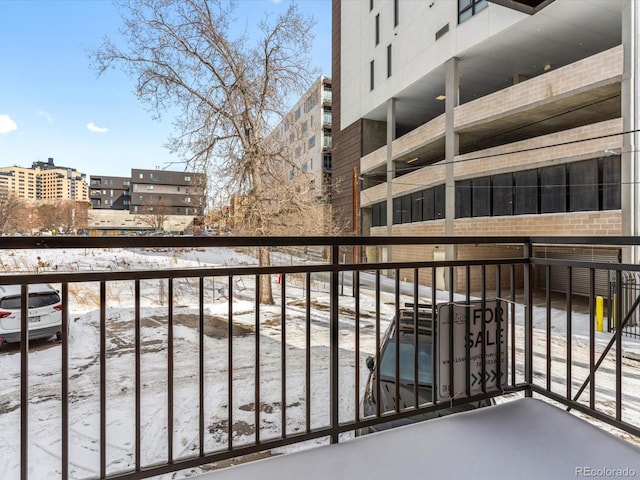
[1,235,639,479]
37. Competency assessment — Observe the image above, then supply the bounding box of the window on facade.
[472,176,491,217]
[455,180,471,218]
[602,156,621,210]
[309,136,316,149]
[301,121,308,134]
[375,14,380,45]
[515,169,538,215]
[323,154,332,171]
[387,44,392,78]
[411,191,423,222]
[492,173,513,216]
[419,188,433,221]
[147,185,154,190]
[433,184,446,219]
[370,60,375,90]
[295,107,301,120]
[458,0,488,23]
[372,201,386,227]
[184,176,191,181]
[540,164,566,214]
[569,159,598,212]
[393,197,402,224]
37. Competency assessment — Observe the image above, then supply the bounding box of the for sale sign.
[436,299,508,401]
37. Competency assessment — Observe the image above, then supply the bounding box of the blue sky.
[0,0,331,177]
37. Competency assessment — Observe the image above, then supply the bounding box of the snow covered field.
[0,246,639,479]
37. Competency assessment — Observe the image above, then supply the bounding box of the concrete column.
[622,0,638,263]
[445,57,460,261]
[386,97,396,262]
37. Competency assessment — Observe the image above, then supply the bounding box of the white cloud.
[38,111,53,123]
[0,114,17,134]
[87,122,108,133]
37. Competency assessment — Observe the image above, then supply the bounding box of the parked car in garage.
[359,303,493,435]
[0,284,62,345]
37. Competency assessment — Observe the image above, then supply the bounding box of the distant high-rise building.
[267,76,332,198]
[0,158,88,202]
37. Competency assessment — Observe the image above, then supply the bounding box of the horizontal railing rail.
[0,236,639,479]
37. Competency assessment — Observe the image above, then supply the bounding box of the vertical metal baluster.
[616,269,622,421]
[465,266,471,399]
[355,270,361,422]
[199,277,205,457]
[330,244,339,444]
[413,268,419,409]
[281,274,287,438]
[589,268,596,410]
[135,280,141,472]
[255,275,261,444]
[305,272,311,434]
[546,265,551,392]
[431,267,438,406]
[566,267,572,401]
[100,281,106,478]
[61,283,69,480]
[375,270,381,419]
[394,270,400,413]
[481,265,486,394]
[20,284,28,480]
[510,264,516,387]
[228,275,234,451]
[168,278,174,463]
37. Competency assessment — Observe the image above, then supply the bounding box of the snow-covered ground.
[0,246,639,479]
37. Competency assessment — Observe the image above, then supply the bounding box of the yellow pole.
[596,296,604,332]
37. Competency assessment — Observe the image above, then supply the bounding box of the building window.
[375,14,380,45]
[295,107,301,120]
[540,165,566,214]
[459,0,488,23]
[184,176,191,181]
[569,159,598,212]
[309,136,316,149]
[370,60,375,91]
[387,44,392,78]
[394,0,399,27]
[147,185,154,190]
[323,154,332,171]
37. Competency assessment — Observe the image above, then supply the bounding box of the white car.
[0,284,62,344]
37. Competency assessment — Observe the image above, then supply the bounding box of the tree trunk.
[258,246,275,305]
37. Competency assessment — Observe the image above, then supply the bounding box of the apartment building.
[89,176,131,210]
[0,158,89,202]
[332,0,634,293]
[129,168,206,216]
[268,76,333,198]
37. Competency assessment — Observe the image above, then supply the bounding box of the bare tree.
[140,203,169,232]
[0,195,26,234]
[56,200,90,234]
[92,0,329,303]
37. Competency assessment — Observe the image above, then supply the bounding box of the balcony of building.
[1,235,640,478]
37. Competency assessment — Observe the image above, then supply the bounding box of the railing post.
[524,241,533,397]
[330,243,340,444]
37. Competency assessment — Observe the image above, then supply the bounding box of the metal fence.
[1,235,639,479]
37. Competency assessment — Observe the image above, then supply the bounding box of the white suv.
[0,284,62,344]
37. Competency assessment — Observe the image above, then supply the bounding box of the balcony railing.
[1,235,640,479]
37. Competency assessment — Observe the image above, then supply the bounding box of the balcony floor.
[196,397,640,479]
